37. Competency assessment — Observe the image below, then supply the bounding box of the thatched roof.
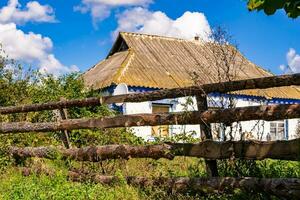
[83,32,300,100]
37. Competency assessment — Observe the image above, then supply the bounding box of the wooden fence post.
[196,95,219,177]
[57,97,71,149]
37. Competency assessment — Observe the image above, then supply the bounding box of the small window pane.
[270,123,276,127]
[278,123,284,128]
[270,128,276,132]
[269,121,285,140]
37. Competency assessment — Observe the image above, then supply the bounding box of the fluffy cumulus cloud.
[75,1,211,40]
[0,0,56,24]
[74,0,152,23]
[279,48,300,73]
[113,7,211,40]
[0,23,78,75]
[39,55,79,75]
[0,1,77,75]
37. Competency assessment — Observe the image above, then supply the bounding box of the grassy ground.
[0,169,259,200]
[0,170,141,200]
[0,157,205,200]
[0,157,299,200]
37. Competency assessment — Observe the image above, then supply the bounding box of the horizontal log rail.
[1,103,300,133]
[0,73,299,115]
[68,171,300,199]
[9,139,300,161]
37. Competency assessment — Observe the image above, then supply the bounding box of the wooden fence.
[1,73,300,198]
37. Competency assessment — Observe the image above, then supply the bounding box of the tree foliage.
[247,0,300,18]
[0,53,142,153]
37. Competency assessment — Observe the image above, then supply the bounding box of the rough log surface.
[196,95,218,177]
[1,103,300,133]
[9,138,300,161]
[68,171,300,199]
[0,73,299,114]
[56,98,71,149]
[0,97,101,115]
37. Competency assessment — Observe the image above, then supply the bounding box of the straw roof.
[83,32,300,100]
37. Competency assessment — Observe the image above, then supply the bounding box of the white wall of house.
[288,118,299,139]
[123,101,152,139]
[121,91,299,141]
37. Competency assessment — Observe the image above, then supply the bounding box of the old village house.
[83,32,300,141]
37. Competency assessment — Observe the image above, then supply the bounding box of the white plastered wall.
[123,93,299,141]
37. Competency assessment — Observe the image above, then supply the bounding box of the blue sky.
[0,0,299,75]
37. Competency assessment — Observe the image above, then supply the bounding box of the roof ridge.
[120,31,190,42]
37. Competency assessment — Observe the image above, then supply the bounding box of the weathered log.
[0,73,299,114]
[68,171,300,199]
[20,167,55,177]
[9,144,175,161]
[0,97,101,115]
[1,103,299,133]
[57,97,71,149]
[196,95,218,177]
[9,138,300,161]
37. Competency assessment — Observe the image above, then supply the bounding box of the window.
[270,120,285,140]
[151,104,170,137]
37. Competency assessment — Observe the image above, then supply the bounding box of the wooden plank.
[0,73,299,114]
[9,138,300,161]
[1,103,299,133]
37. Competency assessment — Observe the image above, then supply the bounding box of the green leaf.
[248,0,265,10]
[247,0,300,18]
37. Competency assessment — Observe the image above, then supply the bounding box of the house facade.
[83,32,300,141]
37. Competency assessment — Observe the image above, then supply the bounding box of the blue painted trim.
[99,85,116,95]
[101,86,300,104]
[209,92,267,101]
[100,86,300,114]
[127,86,159,93]
[105,86,300,104]
[209,92,300,104]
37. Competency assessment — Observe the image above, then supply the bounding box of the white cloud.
[280,48,300,73]
[74,0,152,23]
[0,0,56,24]
[0,23,52,61]
[0,1,77,75]
[0,23,78,75]
[39,55,79,75]
[113,7,211,40]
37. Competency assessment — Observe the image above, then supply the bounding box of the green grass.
[0,169,276,200]
[0,170,141,200]
[0,158,299,199]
